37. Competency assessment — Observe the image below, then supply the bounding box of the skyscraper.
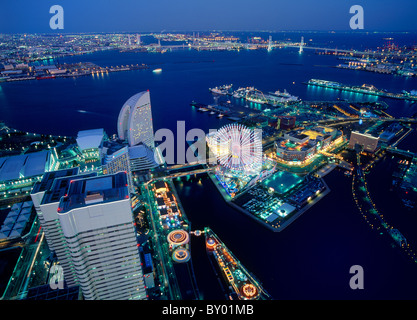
[38,171,97,287]
[57,172,146,300]
[31,168,80,252]
[117,91,155,149]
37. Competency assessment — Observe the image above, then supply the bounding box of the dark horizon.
[1,0,416,34]
[2,30,417,35]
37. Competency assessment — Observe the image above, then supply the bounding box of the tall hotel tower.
[117,90,155,149]
[57,172,146,300]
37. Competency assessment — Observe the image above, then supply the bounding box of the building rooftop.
[102,140,128,164]
[41,172,97,205]
[291,133,309,141]
[24,151,50,177]
[31,167,79,195]
[128,143,156,160]
[58,172,129,213]
[0,150,51,182]
[262,171,305,195]
[76,128,105,151]
[350,131,379,140]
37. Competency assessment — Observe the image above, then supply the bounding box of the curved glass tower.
[117,90,155,148]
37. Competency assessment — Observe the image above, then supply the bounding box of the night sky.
[0,0,416,33]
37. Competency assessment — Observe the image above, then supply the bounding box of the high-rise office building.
[57,172,146,300]
[117,91,155,149]
[31,168,97,287]
[39,171,97,287]
[31,168,80,252]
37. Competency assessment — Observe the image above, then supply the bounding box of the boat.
[209,84,233,95]
[266,90,299,103]
[246,96,266,104]
[232,87,247,98]
[306,79,417,101]
[36,75,56,80]
[205,227,272,300]
[217,113,224,118]
[152,68,162,73]
[210,111,216,115]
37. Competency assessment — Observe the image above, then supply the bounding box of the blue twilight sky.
[0,0,416,33]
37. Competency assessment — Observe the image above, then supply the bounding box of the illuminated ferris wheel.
[214,123,262,174]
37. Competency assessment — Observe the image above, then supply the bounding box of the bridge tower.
[267,35,272,52]
[299,36,304,53]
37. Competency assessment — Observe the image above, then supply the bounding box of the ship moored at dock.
[204,227,272,300]
[306,79,417,101]
[210,84,298,106]
[209,84,233,95]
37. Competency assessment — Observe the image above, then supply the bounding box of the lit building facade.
[117,91,155,149]
[128,144,159,172]
[348,131,379,153]
[278,116,296,130]
[274,126,337,162]
[57,172,146,300]
[275,132,317,162]
[102,146,131,175]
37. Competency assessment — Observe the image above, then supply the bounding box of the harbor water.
[1,32,417,299]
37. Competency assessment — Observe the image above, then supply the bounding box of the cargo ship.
[205,227,272,300]
[306,79,417,101]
